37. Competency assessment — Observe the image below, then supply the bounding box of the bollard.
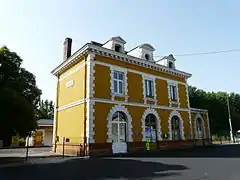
[25,136,29,163]
[62,137,65,158]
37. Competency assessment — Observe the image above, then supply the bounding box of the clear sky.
[0,0,239,101]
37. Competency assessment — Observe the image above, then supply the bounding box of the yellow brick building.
[51,36,211,155]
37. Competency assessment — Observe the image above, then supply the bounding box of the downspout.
[53,75,60,152]
[83,56,87,155]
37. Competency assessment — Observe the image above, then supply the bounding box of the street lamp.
[226,94,234,143]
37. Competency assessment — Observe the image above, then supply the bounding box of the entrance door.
[112,111,127,154]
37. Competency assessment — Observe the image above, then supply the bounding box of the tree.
[36,99,54,119]
[0,46,42,146]
[188,86,240,136]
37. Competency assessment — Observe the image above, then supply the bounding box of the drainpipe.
[83,56,87,155]
[53,75,60,152]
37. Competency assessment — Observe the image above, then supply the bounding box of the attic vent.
[145,54,150,60]
[115,44,121,52]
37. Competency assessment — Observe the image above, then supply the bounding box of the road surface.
[0,145,240,180]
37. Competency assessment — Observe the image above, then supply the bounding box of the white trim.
[190,108,208,113]
[185,83,193,139]
[92,97,190,112]
[59,62,86,81]
[86,53,96,143]
[167,81,180,107]
[107,105,133,143]
[110,66,128,101]
[56,97,191,112]
[142,75,157,105]
[52,43,192,79]
[57,99,86,111]
[94,60,187,86]
[141,108,162,141]
[168,110,185,140]
[194,113,206,139]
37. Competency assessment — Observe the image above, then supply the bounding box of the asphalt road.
[0,145,240,180]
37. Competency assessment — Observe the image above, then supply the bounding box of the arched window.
[114,44,122,52]
[196,118,204,139]
[171,116,181,140]
[145,54,150,60]
[112,111,127,143]
[145,114,157,142]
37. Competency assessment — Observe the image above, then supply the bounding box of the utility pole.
[227,94,234,143]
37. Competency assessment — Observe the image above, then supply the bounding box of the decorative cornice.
[141,108,162,142]
[168,110,185,140]
[51,43,192,79]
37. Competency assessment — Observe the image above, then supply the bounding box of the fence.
[54,136,87,157]
[211,135,240,144]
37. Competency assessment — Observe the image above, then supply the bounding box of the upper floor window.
[145,79,154,97]
[145,54,150,60]
[115,44,122,52]
[113,71,124,94]
[169,85,177,102]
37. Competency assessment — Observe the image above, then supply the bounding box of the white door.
[112,112,127,154]
[43,130,53,146]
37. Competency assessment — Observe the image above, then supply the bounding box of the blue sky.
[0,0,239,101]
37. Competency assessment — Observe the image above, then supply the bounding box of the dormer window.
[145,54,150,60]
[169,61,173,68]
[114,44,122,52]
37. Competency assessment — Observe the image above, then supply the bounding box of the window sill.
[112,93,125,97]
[145,97,157,102]
[170,101,178,104]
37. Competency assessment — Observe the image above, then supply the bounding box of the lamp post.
[226,94,234,143]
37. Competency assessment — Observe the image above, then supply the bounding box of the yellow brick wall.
[178,84,188,109]
[128,72,144,103]
[56,104,85,144]
[94,64,111,99]
[156,79,169,106]
[58,63,86,107]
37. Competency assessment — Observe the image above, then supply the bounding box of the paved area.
[0,147,53,157]
[0,145,240,179]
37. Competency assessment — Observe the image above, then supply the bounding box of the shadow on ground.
[0,158,188,180]
[111,144,240,158]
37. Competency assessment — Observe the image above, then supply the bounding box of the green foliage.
[35,99,54,119]
[189,86,240,135]
[0,46,42,139]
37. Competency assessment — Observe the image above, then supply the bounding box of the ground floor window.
[171,116,181,140]
[196,118,204,139]
[112,111,127,143]
[145,114,158,142]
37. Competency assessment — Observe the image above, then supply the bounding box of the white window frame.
[113,71,124,95]
[142,75,157,104]
[169,85,177,102]
[110,67,128,101]
[167,81,180,107]
[145,79,154,98]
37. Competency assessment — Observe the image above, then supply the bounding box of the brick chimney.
[63,37,72,61]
